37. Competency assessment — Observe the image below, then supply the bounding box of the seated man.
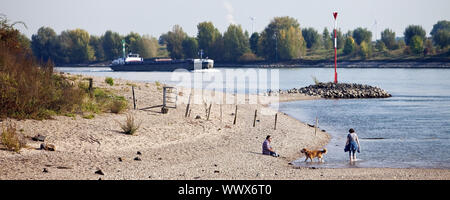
[262,135,279,157]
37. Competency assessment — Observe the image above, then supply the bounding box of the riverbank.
[0,74,449,180]
[215,58,450,68]
[55,57,450,68]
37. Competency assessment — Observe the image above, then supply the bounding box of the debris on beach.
[32,135,46,142]
[40,143,55,151]
[134,157,141,161]
[95,169,104,175]
[43,168,49,173]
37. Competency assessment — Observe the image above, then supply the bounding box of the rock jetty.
[278,82,391,99]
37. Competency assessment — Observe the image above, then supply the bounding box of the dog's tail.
[322,148,327,154]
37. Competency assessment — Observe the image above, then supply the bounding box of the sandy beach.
[0,74,449,180]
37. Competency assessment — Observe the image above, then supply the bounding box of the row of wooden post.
[184,101,278,130]
[130,86,318,134]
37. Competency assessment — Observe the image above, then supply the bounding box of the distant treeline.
[27,17,450,64]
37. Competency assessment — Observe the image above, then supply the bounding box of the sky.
[1,0,449,40]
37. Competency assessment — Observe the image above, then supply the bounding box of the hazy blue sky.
[1,0,449,40]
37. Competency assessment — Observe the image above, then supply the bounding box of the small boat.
[110,53,214,72]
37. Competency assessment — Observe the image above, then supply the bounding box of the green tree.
[343,36,356,55]
[89,35,105,61]
[352,27,372,45]
[375,40,387,52]
[55,29,94,63]
[182,36,198,58]
[31,26,58,62]
[257,16,306,61]
[404,25,426,46]
[196,21,221,58]
[410,35,424,54]
[141,35,159,58]
[430,20,450,48]
[278,26,306,60]
[322,27,332,49]
[102,30,122,60]
[70,29,94,63]
[432,30,450,48]
[165,25,187,59]
[125,32,143,54]
[249,32,259,54]
[209,34,225,61]
[223,24,251,61]
[381,29,397,50]
[359,41,371,59]
[302,27,321,49]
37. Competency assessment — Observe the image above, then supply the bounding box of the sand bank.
[0,74,448,180]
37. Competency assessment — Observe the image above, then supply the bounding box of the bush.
[116,113,141,135]
[105,77,114,86]
[0,16,85,120]
[110,97,128,114]
[1,123,26,152]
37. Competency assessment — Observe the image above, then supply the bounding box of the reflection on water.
[56,67,450,169]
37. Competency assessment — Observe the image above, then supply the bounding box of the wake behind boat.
[110,53,214,71]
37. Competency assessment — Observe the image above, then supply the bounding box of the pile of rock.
[281,82,391,99]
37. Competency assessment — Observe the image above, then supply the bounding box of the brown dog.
[300,148,327,162]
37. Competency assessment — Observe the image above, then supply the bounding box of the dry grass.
[0,16,84,120]
[116,113,141,135]
[1,122,26,152]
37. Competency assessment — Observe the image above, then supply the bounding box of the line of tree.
[30,27,160,64]
[29,18,450,64]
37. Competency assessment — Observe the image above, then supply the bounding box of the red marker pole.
[333,12,338,84]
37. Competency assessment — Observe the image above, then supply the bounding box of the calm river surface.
[56,66,450,169]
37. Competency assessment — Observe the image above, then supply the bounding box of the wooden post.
[132,85,136,110]
[253,109,257,127]
[220,104,223,123]
[233,105,238,125]
[207,103,212,120]
[185,93,191,117]
[88,78,93,97]
[274,113,278,130]
[162,87,166,107]
[315,117,319,136]
[88,78,93,92]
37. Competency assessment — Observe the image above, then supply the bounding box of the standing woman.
[344,128,361,162]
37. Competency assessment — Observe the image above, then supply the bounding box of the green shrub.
[105,77,114,86]
[82,114,95,119]
[1,123,26,152]
[0,16,85,120]
[110,98,128,114]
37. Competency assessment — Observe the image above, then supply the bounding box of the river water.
[56,67,450,169]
